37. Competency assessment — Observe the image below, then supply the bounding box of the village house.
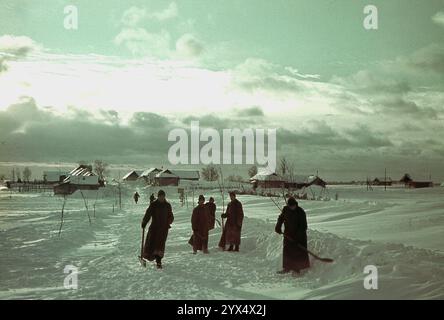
[139,168,162,184]
[285,175,327,189]
[54,165,102,195]
[250,171,327,190]
[399,173,433,188]
[170,169,200,181]
[122,170,143,182]
[154,169,180,186]
[250,171,285,189]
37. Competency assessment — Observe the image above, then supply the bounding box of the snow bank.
[237,218,444,299]
[0,188,443,299]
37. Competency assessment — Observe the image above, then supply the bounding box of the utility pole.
[384,168,387,191]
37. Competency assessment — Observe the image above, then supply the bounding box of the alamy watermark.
[64,5,78,30]
[168,121,277,173]
[64,265,78,290]
[363,5,378,30]
[363,265,378,290]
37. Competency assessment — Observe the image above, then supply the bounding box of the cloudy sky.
[0,0,443,181]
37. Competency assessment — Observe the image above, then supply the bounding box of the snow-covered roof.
[140,168,161,177]
[155,169,178,178]
[250,171,284,182]
[122,170,141,180]
[68,166,95,177]
[170,169,200,180]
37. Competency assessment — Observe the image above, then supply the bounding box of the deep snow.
[0,185,443,299]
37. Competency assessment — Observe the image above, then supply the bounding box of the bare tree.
[248,165,258,178]
[278,157,295,181]
[93,160,109,181]
[23,167,32,182]
[201,165,219,181]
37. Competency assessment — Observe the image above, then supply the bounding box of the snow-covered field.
[0,185,443,299]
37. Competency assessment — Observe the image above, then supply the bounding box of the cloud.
[121,7,148,28]
[232,58,318,95]
[236,106,264,117]
[330,66,439,119]
[121,3,178,27]
[0,35,36,56]
[114,28,171,57]
[181,110,265,129]
[344,125,393,148]
[0,97,173,163]
[331,70,411,95]
[285,66,321,80]
[175,34,204,58]
[4,96,52,123]
[278,121,350,148]
[99,110,119,125]
[403,44,444,74]
[182,114,231,128]
[0,35,37,73]
[371,96,438,119]
[277,120,393,149]
[432,12,444,27]
[130,112,170,129]
[150,2,178,21]
[116,3,181,57]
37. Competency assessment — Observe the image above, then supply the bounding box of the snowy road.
[0,186,443,299]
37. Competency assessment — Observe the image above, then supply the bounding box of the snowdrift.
[0,188,443,299]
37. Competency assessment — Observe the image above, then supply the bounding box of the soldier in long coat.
[190,195,210,254]
[205,197,216,230]
[141,190,174,269]
[275,197,310,273]
[219,191,244,252]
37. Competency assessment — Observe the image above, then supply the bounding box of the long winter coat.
[189,204,210,251]
[219,199,244,247]
[275,205,310,271]
[205,202,216,230]
[141,199,174,261]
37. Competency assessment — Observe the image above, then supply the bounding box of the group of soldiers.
[136,189,310,274]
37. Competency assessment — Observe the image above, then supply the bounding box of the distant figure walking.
[219,191,244,252]
[189,195,210,254]
[275,197,310,274]
[150,193,155,203]
[133,192,140,204]
[141,190,174,269]
[205,197,216,230]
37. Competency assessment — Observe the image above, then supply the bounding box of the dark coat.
[141,199,174,261]
[220,199,244,246]
[205,202,216,230]
[189,204,209,251]
[275,205,310,271]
